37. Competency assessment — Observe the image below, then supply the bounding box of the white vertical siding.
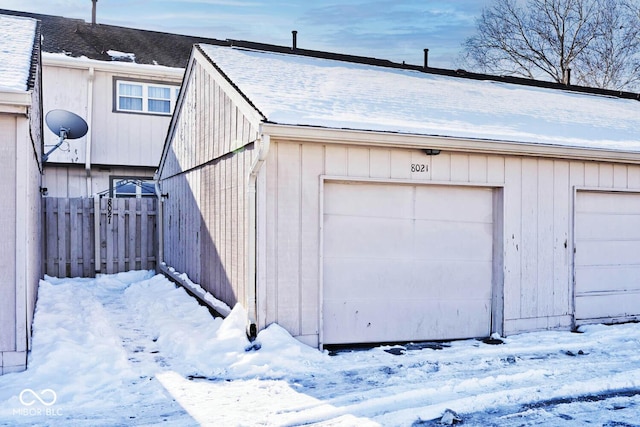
[1,109,42,373]
[503,158,522,325]
[552,162,571,318]
[276,142,301,333]
[41,63,180,177]
[0,115,18,354]
[160,59,258,311]
[300,145,324,337]
[259,141,640,344]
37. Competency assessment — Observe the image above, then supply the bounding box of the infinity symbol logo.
[19,389,57,406]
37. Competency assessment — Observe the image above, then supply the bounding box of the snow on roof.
[199,44,640,152]
[0,14,37,92]
[107,49,136,63]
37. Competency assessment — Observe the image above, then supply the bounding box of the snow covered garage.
[157,41,640,348]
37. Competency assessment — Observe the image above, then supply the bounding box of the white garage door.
[575,191,640,323]
[322,181,495,345]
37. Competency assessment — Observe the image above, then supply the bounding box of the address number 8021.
[411,163,428,172]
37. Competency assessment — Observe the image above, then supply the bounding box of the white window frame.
[109,177,156,198]
[114,78,180,116]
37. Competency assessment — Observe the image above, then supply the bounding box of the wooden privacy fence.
[43,197,157,278]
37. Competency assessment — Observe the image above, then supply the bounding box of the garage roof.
[0,14,38,92]
[198,44,640,153]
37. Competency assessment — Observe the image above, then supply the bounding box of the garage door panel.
[323,298,491,344]
[323,182,495,344]
[575,191,640,323]
[576,266,640,294]
[413,220,493,261]
[576,240,640,266]
[576,292,640,320]
[576,213,640,240]
[324,182,413,218]
[324,258,493,300]
[323,216,414,259]
[411,261,493,299]
[576,192,640,214]
[323,258,414,298]
[414,186,493,223]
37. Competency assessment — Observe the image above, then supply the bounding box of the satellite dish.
[45,109,88,140]
[43,109,89,162]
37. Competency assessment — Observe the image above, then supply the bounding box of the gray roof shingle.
[0,8,223,69]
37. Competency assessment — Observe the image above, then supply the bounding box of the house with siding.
[0,14,43,374]
[158,41,640,348]
[0,8,233,372]
[0,8,225,199]
[0,9,241,279]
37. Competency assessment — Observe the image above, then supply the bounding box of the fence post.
[93,195,101,274]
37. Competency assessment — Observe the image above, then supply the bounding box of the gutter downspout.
[86,66,94,196]
[85,67,101,275]
[154,170,164,271]
[246,132,270,339]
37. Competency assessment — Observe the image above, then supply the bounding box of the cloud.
[0,0,491,68]
[293,0,487,67]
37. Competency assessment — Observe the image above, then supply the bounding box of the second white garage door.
[575,191,640,324]
[322,181,495,345]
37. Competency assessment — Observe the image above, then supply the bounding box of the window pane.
[115,182,137,196]
[148,86,170,99]
[119,97,143,111]
[116,80,178,115]
[141,182,155,194]
[119,83,143,96]
[148,99,170,113]
[112,178,155,198]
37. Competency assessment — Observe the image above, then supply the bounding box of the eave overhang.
[261,122,640,165]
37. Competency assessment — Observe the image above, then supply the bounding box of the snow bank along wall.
[158,44,640,349]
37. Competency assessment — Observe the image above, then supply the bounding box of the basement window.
[114,78,180,115]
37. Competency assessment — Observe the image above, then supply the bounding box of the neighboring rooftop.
[0,14,38,92]
[198,44,640,152]
[0,8,222,69]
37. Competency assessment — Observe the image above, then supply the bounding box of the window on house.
[110,177,156,198]
[115,79,179,115]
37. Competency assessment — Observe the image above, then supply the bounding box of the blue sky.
[0,0,492,68]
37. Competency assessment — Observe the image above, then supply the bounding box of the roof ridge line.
[223,39,640,102]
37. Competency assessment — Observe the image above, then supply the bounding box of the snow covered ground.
[1,271,639,426]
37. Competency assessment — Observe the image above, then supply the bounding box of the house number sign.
[411,163,428,172]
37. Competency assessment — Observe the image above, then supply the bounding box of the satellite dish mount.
[43,109,89,162]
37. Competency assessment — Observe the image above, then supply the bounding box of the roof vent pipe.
[292,30,297,50]
[91,0,98,25]
[424,48,429,69]
[563,68,571,85]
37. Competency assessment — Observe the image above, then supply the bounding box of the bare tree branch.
[462,0,640,91]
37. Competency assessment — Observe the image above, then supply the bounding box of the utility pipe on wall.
[246,132,270,339]
[85,66,94,197]
[85,66,100,274]
[154,170,164,270]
